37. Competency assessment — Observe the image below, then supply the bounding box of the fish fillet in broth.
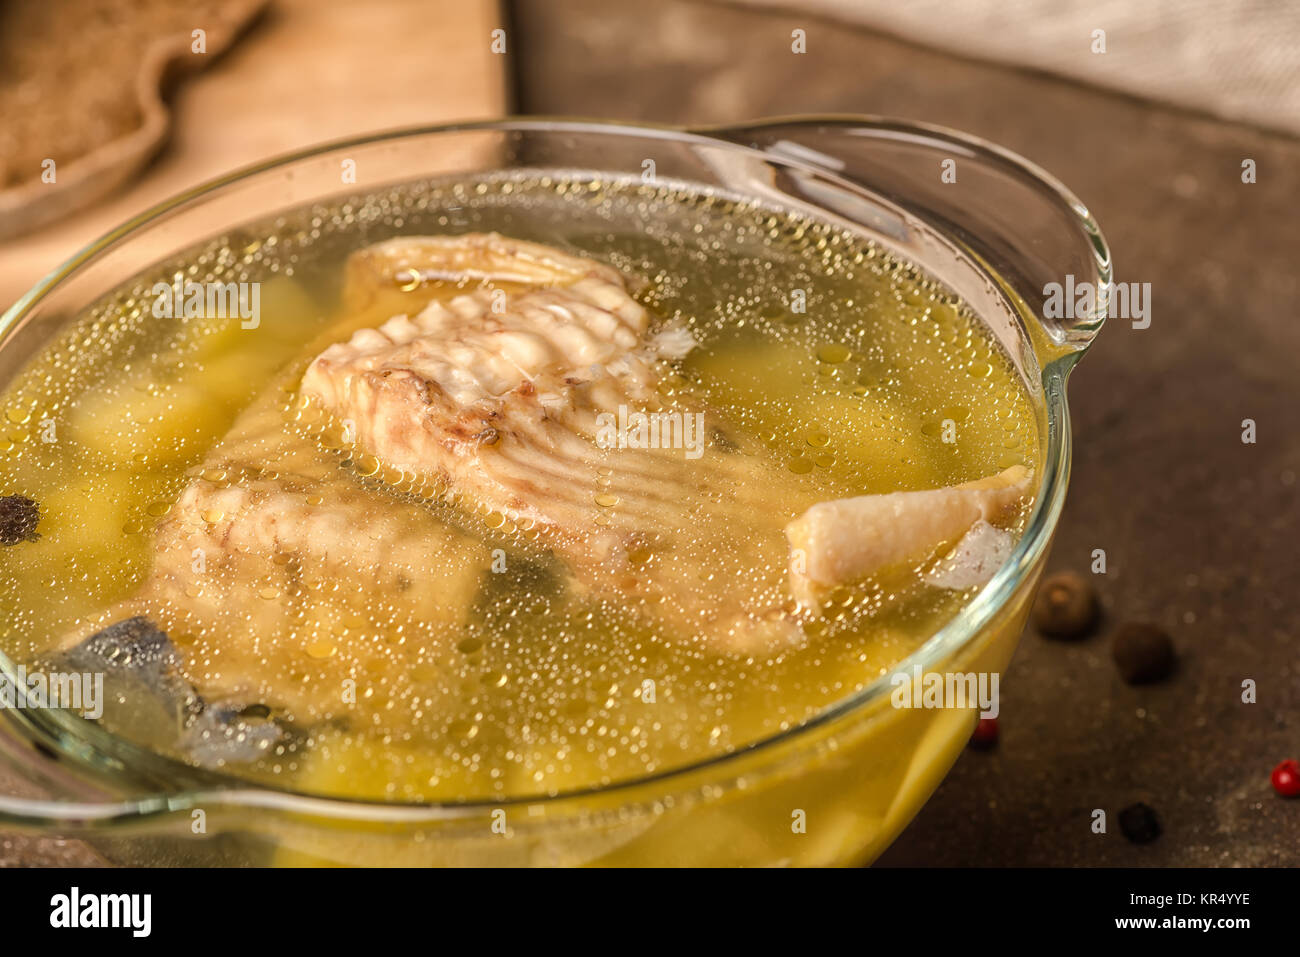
[303,234,829,654]
[64,353,491,726]
[300,234,1033,654]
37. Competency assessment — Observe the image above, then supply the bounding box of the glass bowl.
[0,117,1108,866]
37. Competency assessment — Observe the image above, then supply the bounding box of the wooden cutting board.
[0,0,509,311]
[0,0,507,868]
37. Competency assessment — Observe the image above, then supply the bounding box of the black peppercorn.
[1118,802,1161,843]
[0,494,40,545]
[1112,622,1176,684]
[1032,571,1100,639]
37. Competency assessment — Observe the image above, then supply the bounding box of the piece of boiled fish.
[53,344,491,766]
[301,233,1033,645]
[784,465,1032,607]
[301,234,831,654]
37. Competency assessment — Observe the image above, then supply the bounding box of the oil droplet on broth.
[0,172,1041,804]
[816,344,852,364]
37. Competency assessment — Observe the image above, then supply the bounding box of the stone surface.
[512,0,1300,866]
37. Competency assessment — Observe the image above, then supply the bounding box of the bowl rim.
[0,114,1110,825]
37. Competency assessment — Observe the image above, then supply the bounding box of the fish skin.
[46,616,296,769]
[54,615,199,720]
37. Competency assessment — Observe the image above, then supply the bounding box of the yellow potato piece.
[686,333,941,491]
[66,277,325,467]
[66,373,233,468]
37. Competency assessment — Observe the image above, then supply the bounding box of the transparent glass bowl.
[0,117,1108,866]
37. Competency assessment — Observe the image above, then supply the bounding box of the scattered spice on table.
[1112,622,1176,684]
[1271,759,1300,798]
[969,716,999,750]
[1032,570,1099,639]
[1118,802,1161,843]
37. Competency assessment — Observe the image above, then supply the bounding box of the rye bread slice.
[0,0,267,241]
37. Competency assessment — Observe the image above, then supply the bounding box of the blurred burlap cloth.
[744,0,1300,136]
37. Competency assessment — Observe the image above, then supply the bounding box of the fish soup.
[0,173,1038,800]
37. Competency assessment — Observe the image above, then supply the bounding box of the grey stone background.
[510,0,1299,866]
